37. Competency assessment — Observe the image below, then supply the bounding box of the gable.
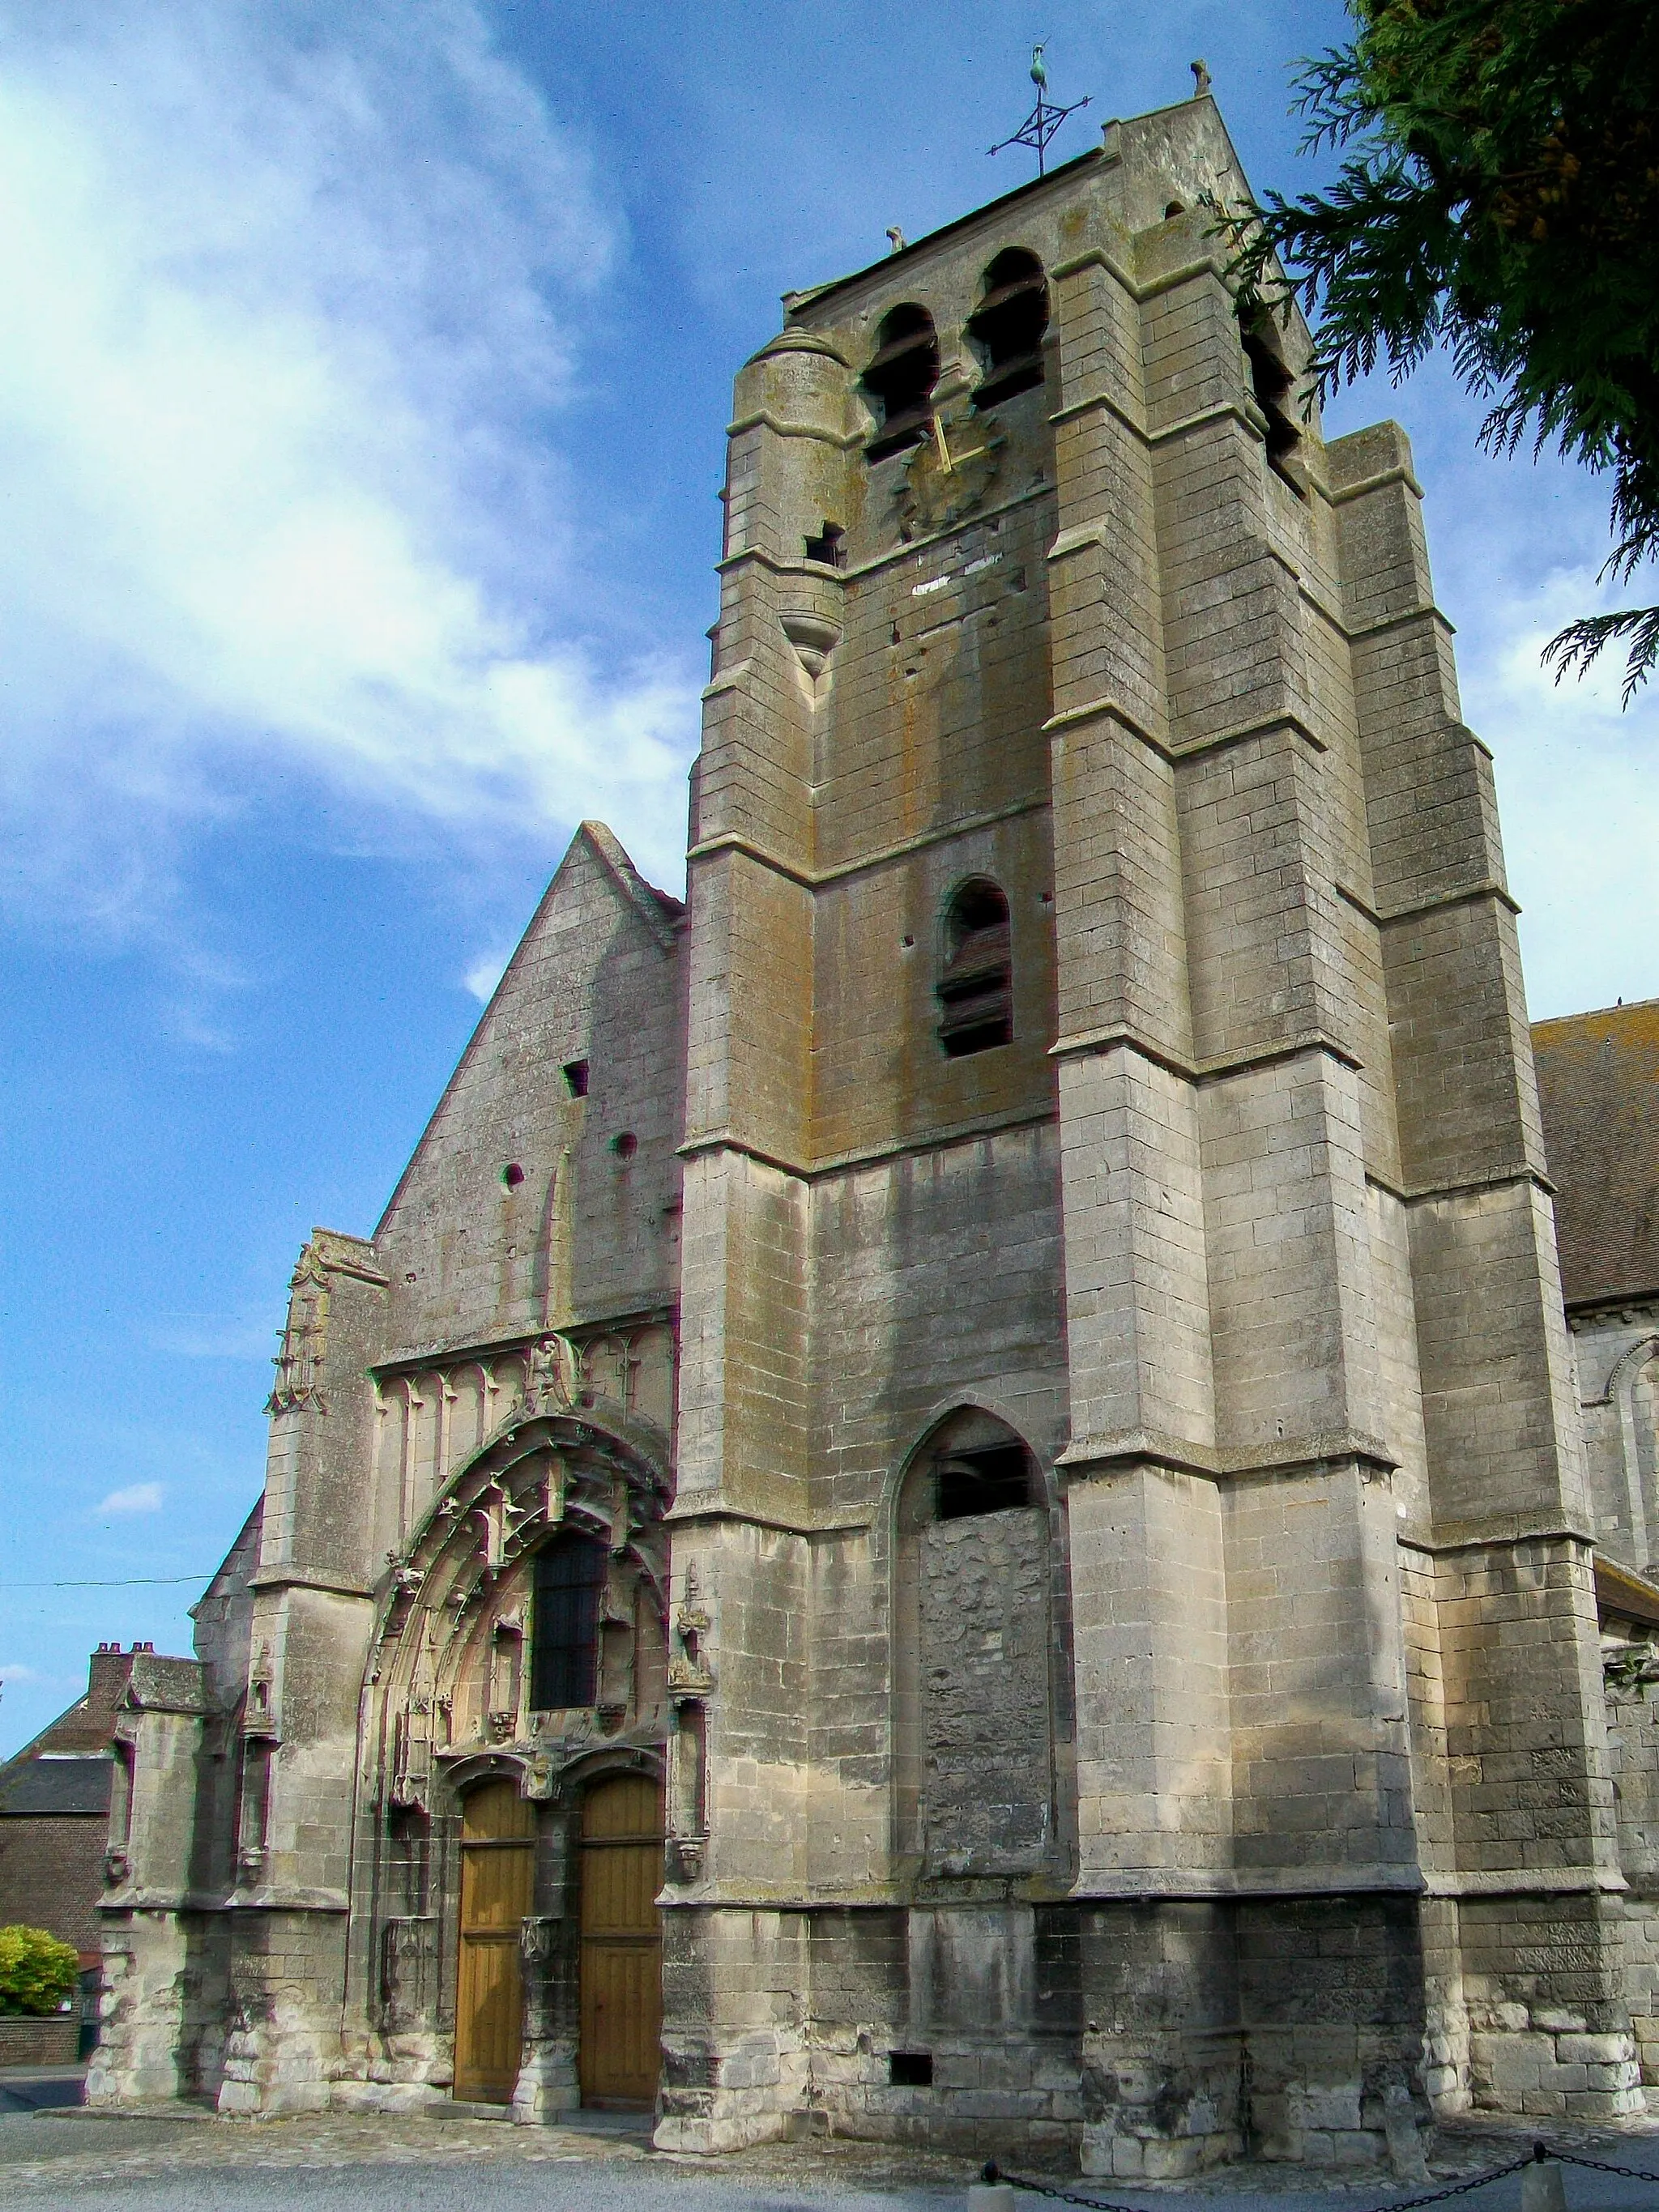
[372,823,684,1357]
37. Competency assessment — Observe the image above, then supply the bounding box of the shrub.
[0,1924,79,2015]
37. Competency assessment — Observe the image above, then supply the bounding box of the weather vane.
[987,44,1091,176]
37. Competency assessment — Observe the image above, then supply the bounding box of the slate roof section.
[0,1753,112,1818]
[1533,997,1659,1308]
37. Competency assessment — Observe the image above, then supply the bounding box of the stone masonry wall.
[920,1511,1051,1877]
[96,87,1650,2163]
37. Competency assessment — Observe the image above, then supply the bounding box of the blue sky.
[2,0,1654,1757]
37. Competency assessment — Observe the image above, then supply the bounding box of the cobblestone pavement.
[4,2107,1659,2212]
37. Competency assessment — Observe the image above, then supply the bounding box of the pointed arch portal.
[363,1398,671,2111]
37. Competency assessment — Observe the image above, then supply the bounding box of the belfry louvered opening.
[937,879,1012,1056]
[1240,309,1303,489]
[861,304,940,462]
[968,248,1049,410]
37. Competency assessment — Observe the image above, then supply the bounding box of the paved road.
[0,2073,83,2118]
[3,2103,1659,2212]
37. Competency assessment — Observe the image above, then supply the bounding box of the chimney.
[85,1642,141,1724]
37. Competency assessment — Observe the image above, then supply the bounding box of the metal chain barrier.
[982,2137,1659,2212]
[979,2161,1181,2212]
[1347,2150,1539,2212]
[1550,2146,1659,2184]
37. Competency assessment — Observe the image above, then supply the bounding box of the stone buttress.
[659,91,1635,2165]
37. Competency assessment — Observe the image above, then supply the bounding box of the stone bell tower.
[659,87,1631,2167]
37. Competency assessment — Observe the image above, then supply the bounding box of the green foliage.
[1214,0,1659,700]
[1605,1641,1659,1697]
[0,1924,79,2015]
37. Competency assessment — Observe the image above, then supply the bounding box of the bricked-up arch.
[936,879,1013,1056]
[967,247,1049,410]
[891,1409,1055,1877]
[861,303,940,462]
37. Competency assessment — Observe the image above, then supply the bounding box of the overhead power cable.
[0,1573,214,1590]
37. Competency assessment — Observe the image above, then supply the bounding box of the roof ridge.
[1534,995,1659,1026]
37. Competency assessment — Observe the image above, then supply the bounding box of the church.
[87,87,1659,2172]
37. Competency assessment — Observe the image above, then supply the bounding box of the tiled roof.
[1533,998,1659,1307]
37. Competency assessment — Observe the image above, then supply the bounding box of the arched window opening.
[937,880,1012,1056]
[862,304,940,463]
[530,1531,607,1711]
[1240,310,1303,490]
[968,249,1049,411]
[937,1441,1033,1519]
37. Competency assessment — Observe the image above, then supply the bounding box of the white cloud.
[1433,513,1659,1021]
[463,948,514,1004]
[0,1664,45,1686]
[0,0,698,959]
[95,1482,166,1515]
[1487,732,1658,1020]
[143,1313,275,1362]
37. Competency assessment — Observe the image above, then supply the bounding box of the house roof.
[0,1753,113,1818]
[1533,998,1659,1308]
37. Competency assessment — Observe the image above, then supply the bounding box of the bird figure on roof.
[989,40,1089,174]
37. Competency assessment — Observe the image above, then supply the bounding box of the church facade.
[89,92,1659,2172]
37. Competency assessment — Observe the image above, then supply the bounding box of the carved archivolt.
[1582,1333,1659,1411]
[365,1400,670,1815]
[372,1321,674,1552]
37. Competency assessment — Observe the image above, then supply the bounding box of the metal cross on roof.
[987,44,1091,177]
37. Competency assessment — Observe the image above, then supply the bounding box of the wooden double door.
[453,1772,662,2108]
